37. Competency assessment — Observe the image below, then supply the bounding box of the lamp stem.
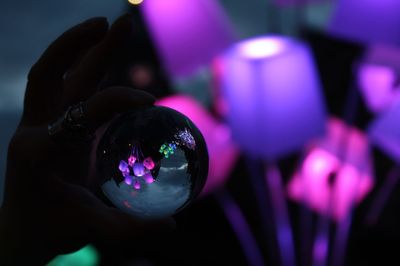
[299,168,314,266]
[311,75,361,266]
[215,188,265,266]
[264,163,297,266]
[365,164,400,225]
[330,72,362,266]
[246,158,280,265]
[312,216,330,266]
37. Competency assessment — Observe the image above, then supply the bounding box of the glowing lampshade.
[358,44,400,113]
[288,118,374,221]
[219,36,326,159]
[329,0,400,45]
[141,0,235,78]
[156,95,239,195]
[369,100,400,162]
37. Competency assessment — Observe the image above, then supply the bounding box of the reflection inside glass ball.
[96,106,208,219]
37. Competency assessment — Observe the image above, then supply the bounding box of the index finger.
[64,14,134,106]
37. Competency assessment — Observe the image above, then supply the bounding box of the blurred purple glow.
[358,44,400,113]
[219,36,326,159]
[288,118,374,221]
[329,0,400,45]
[156,95,239,195]
[216,189,264,266]
[358,64,399,113]
[369,100,400,162]
[142,0,235,77]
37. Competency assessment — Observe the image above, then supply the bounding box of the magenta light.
[358,44,400,113]
[329,0,400,45]
[141,0,235,78]
[156,95,239,195]
[358,64,400,113]
[219,35,326,159]
[143,157,155,170]
[288,118,374,221]
[128,155,136,166]
[369,100,400,162]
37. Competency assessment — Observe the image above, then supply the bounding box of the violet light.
[218,36,326,160]
[141,0,235,78]
[329,0,400,46]
[358,44,400,113]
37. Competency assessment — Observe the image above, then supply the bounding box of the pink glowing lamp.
[141,0,235,78]
[288,118,374,221]
[156,95,239,195]
[358,44,400,113]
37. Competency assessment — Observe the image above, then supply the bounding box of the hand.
[0,15,174,266]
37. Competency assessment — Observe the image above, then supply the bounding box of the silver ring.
[48,102,93,144]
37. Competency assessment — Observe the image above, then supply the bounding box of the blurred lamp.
[358,44,400,113]
[128,0,143,5]
[156,95,239,195]
[219,36,326,160]
[288,118,374,221]
[329,0,400,46]
[47,245,99,266]
[141,0,235,78]
[219,36,326,266]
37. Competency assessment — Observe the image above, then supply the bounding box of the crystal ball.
[96,106,209,219]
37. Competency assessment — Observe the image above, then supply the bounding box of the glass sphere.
[96,106,209,219]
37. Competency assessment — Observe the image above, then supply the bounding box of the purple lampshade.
[329,0,400,46]
[141,0,235,78]
[288,118,374,221]
[219,36,326,160]
[369,100,400,162]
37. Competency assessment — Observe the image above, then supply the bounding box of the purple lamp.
[219,36,326,266]
[220,36,326,160]
[358,44,400,113]
[141,0,235,78]
[329,0,400,46]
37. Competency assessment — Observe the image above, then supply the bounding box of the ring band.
[48,102,93,144]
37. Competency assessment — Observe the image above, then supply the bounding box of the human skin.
[0,14,174,266]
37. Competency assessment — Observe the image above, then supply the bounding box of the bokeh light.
[128,0,144,5]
